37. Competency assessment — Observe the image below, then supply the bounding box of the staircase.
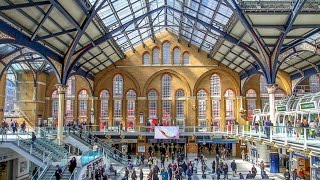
[69,131,129,165]
[41,165,56,179]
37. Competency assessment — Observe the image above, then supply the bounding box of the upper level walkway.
[2,124,320,155]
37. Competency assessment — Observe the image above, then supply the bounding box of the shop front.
[311,156,320,180]
[290,152,310,180]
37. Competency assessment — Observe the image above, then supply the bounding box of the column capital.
[55,84,67,94]
[266,84,278,94]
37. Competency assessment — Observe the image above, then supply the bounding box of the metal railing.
[31,152,53,180]
[226,124,320,151]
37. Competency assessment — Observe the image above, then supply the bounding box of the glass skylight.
[91,0,233,52]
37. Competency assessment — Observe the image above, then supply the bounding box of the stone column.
[0,73,6,121]
[266,84,278,124]
[90,96,94,124]
[56,84,67,145]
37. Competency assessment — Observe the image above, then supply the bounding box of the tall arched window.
[260,76,268,108]
[78,90,88,118]
[126,90,136,130]
[173,48,180,64]
[162,74,172,124]
[148,90,158,120]
[197,90,207,127]
[176,90,185,127]
[183,53,190,65]
[113,74,123,126]
[66,76,75,122]
[143,53,150,65]
[246,89,257,121]
[52,90,58,118]
[153,48,160,64]
[162,42,171,64]
[100,90,109,124]
[224,89,235,120]
[309,74,319,93]
[210,74,220,130]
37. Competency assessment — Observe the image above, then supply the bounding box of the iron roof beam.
[33,28,77,41]
[145,0,156,42]
[272,0,307,81]
[177,0,185,42]
[31,5,54,41]
[187,0,202,47]
[0,1,50,11]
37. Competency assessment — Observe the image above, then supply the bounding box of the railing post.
[231,125,233,135]
[242,126,245,137]
[304,128,307,149]
[284,126,288,145]
[270,127,273,142]
[258,126,261,140]
[235,125,239,136]
[193,126,196,133]
[249,126,252,138]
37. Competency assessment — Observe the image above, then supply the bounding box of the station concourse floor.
[111,157,285,180]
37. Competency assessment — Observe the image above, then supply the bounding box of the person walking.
[69,157,77,173]
[231,160,237,177]
[246,171,252,179]
[186,166,193,180]
[223,163,228,179]
[54,165,62,180]
[259,161,265,177]
[131,168,137,180]
[124,167,129,180]
[139,169,144,180]
[31,132,37,146]
[251,165,257,178]
[239,172,244,179]
[292,169,297,180]
[212,160,216,174]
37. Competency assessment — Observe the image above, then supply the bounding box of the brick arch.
[142,69,192,96]
[194,69,240,96]
[95,69,141,96]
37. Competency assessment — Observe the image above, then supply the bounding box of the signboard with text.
[299,101,317,110]
[276,106,286,112]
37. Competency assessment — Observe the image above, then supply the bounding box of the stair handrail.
[48,153,70,180]
[68,167,78,180]
[31,152,53,180]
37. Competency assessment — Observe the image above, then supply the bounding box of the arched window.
[100,90,109,123]
[210,74,220,97]
[126,90,136,130]
[66,76,75,122]
[148,90,158,120]
[183,53,190,65]
[162,42,171,64]
[197,90,207,127]
[224,89,235,120]
[162,74,172,124]
[153,48,160,64]
[176,90,185,127]
[143,53,150,65]
[52,90,58,118]
[246,89,257,121]
[309,74,319,93]
[78,90,88,117]
[5,79,16,114]
[210,74,220,129]
[173,48,180,64]
[113,74,123,126]
[260,76,269,108]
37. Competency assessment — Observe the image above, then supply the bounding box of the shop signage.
[253,109,261,115]
[276,106,286,112]
[139,112,144,124]
[300,101,317,110]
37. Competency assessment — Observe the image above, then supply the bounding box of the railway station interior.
[0,0,320,179]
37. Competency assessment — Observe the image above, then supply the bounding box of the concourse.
[0,0,320,180]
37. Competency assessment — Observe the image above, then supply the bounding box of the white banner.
[154,126,179,139]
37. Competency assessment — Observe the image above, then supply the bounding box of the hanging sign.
[276,106,286,112]
[300,101,317,110]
